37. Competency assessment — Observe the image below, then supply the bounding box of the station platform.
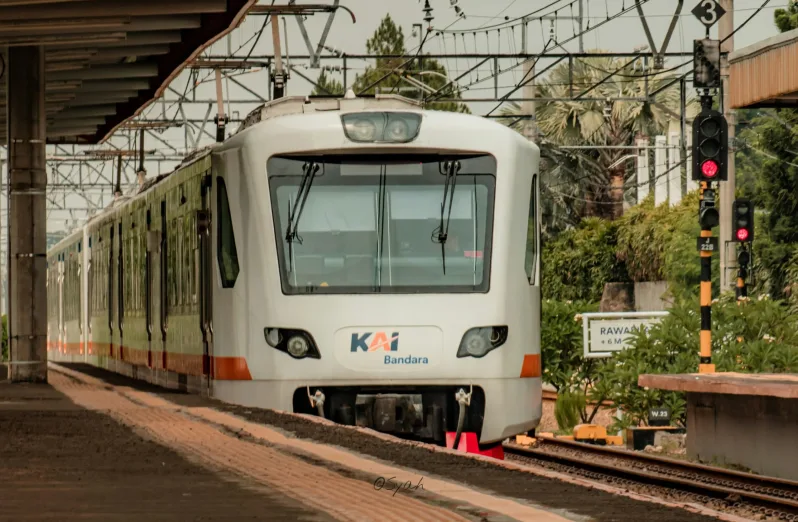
[639,372,798,480]
[0,363,721,522]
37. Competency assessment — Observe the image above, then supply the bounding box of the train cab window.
[268,155,495,294]
[524,174,539,285]
[216,177,240,288]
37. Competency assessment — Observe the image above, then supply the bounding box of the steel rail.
[504,439,798,519]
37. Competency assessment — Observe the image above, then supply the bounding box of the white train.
[47,93,542,446]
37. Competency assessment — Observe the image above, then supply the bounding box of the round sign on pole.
[691,0,726,29]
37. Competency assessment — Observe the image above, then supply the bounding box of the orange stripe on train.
[105,343,252,381]
[520,354,541,378]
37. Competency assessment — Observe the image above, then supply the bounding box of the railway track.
[503,437,798,521]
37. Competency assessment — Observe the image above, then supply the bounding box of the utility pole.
[521,17,537,143]
[719,0,735,291]
[578,0,584,53]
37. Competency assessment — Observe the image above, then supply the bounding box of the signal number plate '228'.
[333,326,443,371]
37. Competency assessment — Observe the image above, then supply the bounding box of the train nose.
[332,326,444,372]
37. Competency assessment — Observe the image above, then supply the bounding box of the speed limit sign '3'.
[692,0,727,29]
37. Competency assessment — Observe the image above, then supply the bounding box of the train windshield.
[268,154,496,294]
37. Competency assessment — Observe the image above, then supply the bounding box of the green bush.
[541,218,628,302]
[554,391,586,433]
[596,293,798,427]
[542,192,723,305]
[541,300,611,425]
[616,192,720,299]
[541,299,597,392]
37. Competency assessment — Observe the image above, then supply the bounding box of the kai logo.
[350,332,399,352]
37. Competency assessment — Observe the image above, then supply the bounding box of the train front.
[214,107,542,446]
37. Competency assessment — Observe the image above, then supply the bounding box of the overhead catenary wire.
[429,0,655,110]
[440,0,573,33]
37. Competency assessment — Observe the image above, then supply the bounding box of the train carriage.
[46,93,542,446]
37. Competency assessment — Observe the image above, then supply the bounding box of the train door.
[145,208,154,369]
[85,235,92,363]
[77,241,83,357]
[117,222,124,361]
[58,253,64,353]
[159,200,168,372]
[108,224,116,361]
[198,174,213,388]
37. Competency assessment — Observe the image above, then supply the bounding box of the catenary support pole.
[719,0,736,292]
[699,181,715,374]
[271,15,285,99]
[7,46,48,383]
[521,17,537,143]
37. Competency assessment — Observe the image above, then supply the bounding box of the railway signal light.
[693,38,721,89]
[699,187,719,229]
[692,108,728,182]
[732,198,754,242]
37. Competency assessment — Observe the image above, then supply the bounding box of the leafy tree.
[499,55,694,221]
[311,69,345,96]
[775,0,798,32]
[731,7,798,300]
[349,15,469,113]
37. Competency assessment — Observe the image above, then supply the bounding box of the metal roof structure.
[729,27,798,109]
[0,0,256,145]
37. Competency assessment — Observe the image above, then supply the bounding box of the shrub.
[596,293,798,427]
[554,391,586,433]
[541,299,598,392]
[616,192,720,299]
[541,218,628,302]
[541,300,610,424]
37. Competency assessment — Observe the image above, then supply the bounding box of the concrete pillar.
[668,129,682,207]
[7,46,47,382]
[636,138,649,204]
[654,135,668,206]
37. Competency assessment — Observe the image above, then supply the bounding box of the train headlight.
[348,118,377,141]
[263,328,321,359]
[456,326,508,359]
[265,328,282,348]
[341,112,421,143]
[287,336,309,358]
[385,118,410,141]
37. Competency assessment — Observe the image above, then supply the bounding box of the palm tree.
[500,53,694,223]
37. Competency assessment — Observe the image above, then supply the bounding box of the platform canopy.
[730,27,798,109]
[0,0,255,145]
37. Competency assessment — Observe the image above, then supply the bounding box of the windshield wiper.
[434,160,461,275]
[285,161,320,269]
[375,164,387,291]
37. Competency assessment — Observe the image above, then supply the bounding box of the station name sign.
[582,311,669,358]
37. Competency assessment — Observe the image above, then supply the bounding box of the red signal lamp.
[701,159,718,178]
[736,228,749,241]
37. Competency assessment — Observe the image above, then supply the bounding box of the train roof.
[50,93,535,256]
[237,91,423,134]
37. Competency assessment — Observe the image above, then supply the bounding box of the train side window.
[524,174,539,285]
[216,177,240,288]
